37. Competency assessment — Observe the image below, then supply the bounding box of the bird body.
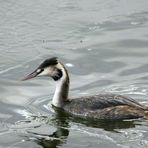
[63,94,148,120]
[23,57,148,120]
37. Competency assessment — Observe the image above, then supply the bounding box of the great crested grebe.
[23,57,148,120]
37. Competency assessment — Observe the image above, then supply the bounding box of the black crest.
[38,57,58,69]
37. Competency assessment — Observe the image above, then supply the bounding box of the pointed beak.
[22,69,39,81]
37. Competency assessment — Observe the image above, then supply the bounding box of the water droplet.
[66,63,74,67]
[131,22,139,25]
[87,48,92,51]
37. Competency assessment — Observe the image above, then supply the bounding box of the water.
[0,0,148,147]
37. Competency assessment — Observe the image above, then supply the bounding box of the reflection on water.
[0,0,148,147]
[8,108,146,148]
[34,113,69,148]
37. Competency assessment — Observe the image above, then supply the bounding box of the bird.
[23,57,148,120]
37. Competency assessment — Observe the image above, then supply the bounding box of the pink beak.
[22,69,39,81]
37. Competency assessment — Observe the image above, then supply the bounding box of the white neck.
[52,63,69,108]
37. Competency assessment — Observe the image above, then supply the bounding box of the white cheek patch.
[38,68,50,76]
[37,66,61,78]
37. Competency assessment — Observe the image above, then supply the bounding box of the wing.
[66,94,147,111]
[64,94,147,120]
[84,105,146,120]
[89,94,147,110]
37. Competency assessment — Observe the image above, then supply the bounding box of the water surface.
[0,0,148,148]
